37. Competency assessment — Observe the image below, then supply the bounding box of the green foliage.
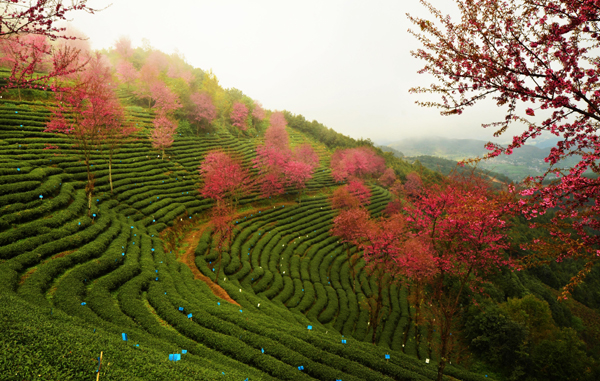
[500,294,556,345]
[464,295,597,381]
[530,327,596,381]
[466,304,524,372]
[284,111,367,150]
[126,106,147,113]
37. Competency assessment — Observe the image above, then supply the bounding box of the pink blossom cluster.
[199,150,251,204]
[253,112,319,198]
[330,146,385,182]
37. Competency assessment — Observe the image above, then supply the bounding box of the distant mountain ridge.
[386,136,550,161]
[384,136,579,181]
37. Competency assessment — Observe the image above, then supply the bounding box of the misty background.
[69,0,553,150]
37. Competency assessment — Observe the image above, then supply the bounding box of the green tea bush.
[318,285,339,324]
[0,188,87,259]
[306,282,328,322]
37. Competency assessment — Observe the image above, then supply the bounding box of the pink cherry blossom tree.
[401,174,512,380]
[259,172,285,199]
[134,62,160,108]
[54,24,91,70]
[167,61,193,85]
[283,160,313,203]
[331,185,361,211]
[151,82,181,116]
[0,1,97,95]
[252,100,265,120]
[292,143,319,167]
[383,198,403,217]
[362,214,438,345]
[253,145,289,198]
[330,179,371,211]
[331,207,371,292]
[190,92,216,134]
[199,150,252,208]
[80,52,135,194]
[149,82,180,159]
[407,0,600,296]
[114,36,133,59]
[200,149,253,284]
[346,179,372,206]
[403,172,424,199]
[378,167,397,188]
[0,1,97,40]
[251,100,265,131]
[210,203,234,284]
[151,115,177,160]
[146,50,169,72]
[359,215,411,344]
[0,34,50,100]
[264,111,290,151]
[116,60,137,90]
[44,52,123,213]
[230,101,249,135]
[98,99,136,194]
[0,33,86,100]
[254,117,320,201]
[254,118,286,198]
[330,146,386,182]
[49,25,92,89]
[269,111,287,129]
[282,143,320,203]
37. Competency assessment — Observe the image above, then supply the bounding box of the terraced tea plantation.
[0,101,490,380]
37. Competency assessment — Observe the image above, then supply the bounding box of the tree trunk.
[85,159,94,217]
[87,191,92,217]
[372,274,384,344]
[215,249,222,286]
[437,353,447,381]
[437,318,450,381]
[162,148,164,160]
[414,280,422,349]
[346,244,355,292]
[109,161,113,194]
[402,313,412,353]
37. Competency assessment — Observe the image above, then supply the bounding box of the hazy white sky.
[69,0,516,145]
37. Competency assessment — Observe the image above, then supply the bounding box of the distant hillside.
[386,137,579,182]
[388,137,491,160]
[374,145,509,185]
[378,145,404,158]
[406,155,512,186]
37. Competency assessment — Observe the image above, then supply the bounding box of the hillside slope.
[0,100,488,381]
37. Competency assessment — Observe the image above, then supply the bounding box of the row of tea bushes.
[0,187,88,260]
[16,201,118,308]
[155,236,416,381]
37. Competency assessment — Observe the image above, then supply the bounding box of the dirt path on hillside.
[171,200,309,307]
[177,225,241,307]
